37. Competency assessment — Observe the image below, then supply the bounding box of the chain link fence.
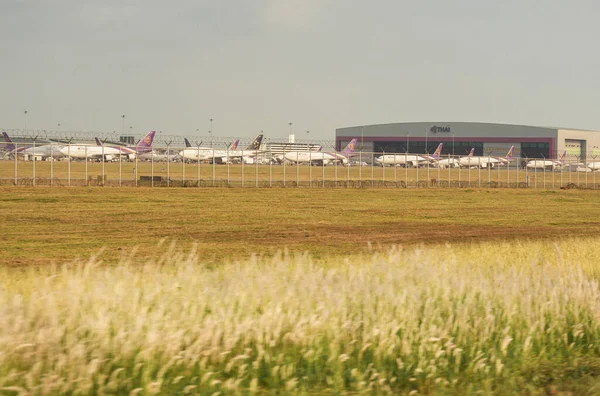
[1,138,599,189]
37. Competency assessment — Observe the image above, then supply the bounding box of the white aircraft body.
[2,132,65,159]
[179,135,262,163]
[458,146,514,169]
[375,143,443,167]
[283,139,358,165]
[22,144,65,159]
[436,157,460,168]
[525,151,567,171]
[584,162,600,171]
[60,131,155,161]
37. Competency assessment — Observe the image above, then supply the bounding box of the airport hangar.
[336,122,600,159]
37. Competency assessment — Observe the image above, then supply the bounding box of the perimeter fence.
[1,141,600,190]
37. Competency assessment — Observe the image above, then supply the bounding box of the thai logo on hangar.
[429,125,451,134]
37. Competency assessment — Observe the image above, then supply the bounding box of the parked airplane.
[375,143,443,167]
[2,132,66,159]
[525,151,567,171]
[179,134,263,163]
[283,138,359,166]
[60,130,155,161]
[458,146,514,168]
[586,161,600,171]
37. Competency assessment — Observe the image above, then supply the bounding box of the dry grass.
[2,187,600,266]
[2,240,600,394]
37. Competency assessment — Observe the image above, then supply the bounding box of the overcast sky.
[1,0,600,140]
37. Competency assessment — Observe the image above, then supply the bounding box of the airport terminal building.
[336,122,600,159]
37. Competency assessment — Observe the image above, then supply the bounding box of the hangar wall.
[336,122,600,159]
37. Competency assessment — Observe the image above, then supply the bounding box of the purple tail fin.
[136,131,155,152]
[230,139,240,150]
[505,145,514,159]
[184,137,192,148]
[341,138,358,154]
[2,132,16,152]
[431,143,443,159]
[467,148,475,157]
[317,146,323,152]
[95,137,103,146]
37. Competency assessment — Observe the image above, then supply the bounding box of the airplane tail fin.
[558,150,567,163]
[184,137,192,148]
[230,139,240,150]
[95,138,103,146]
[467,148,475,157]
[245,134,263,150]
[431,143,443,159]
[317,146,323,152]
[135,130,155,152]
[2,132,16,152]
[341,138,358,155]
[505,145,514,159]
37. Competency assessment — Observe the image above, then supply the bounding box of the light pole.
[24,110,28,134]
[209,118,213,147]
[452,130,455,156]
[121,115,125,144]
[289,122,293,142]
[361,125,364,151]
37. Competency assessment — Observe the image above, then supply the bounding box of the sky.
[1,0,600,140]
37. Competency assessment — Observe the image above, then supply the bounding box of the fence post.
[135,146,138,187]
[370,152,374,186]
[576,155,581,186]
[85,144,88,186]
[212,148,216,187]
[67,139,72,187]
[359,151,362,184]
[322,152,325,188]
[381,150,385,185]
[405,151,408,187]
[152,145,156,187]
[165,142,170,188]
[31,138,36,187]
[182,147,186,186]
[101,142,105,186]
[13,142,18,185]
[50,144,54,186]
[119,143,122,187]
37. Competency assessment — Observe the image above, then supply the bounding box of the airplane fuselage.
[458,156,501,168]
[283,152,337,164]
[23,145,65,158]
[375,154,429,166]
[526,160,562,170]
[60,145,135,159]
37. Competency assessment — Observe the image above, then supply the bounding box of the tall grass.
[2,239,600,394]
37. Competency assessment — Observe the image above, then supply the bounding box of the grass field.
[3,187,600,393]
[2,160,600,188]
[2,240,600,394]
[2,187,600,265]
